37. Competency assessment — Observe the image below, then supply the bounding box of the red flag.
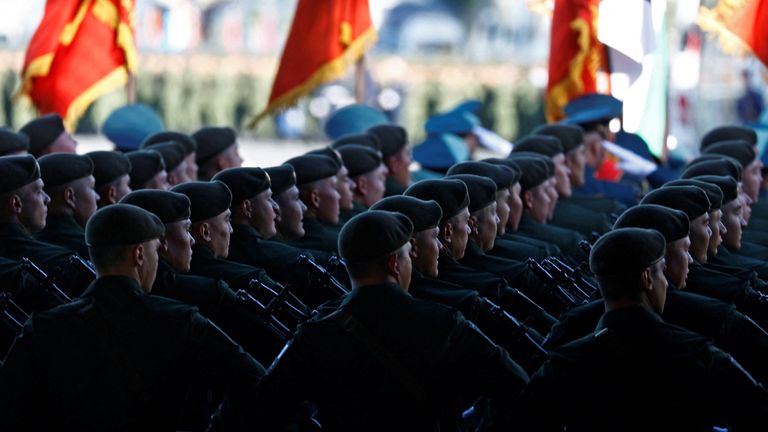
[18,0,137,131]
[249,0,377,127]
[698,0,768,67]
[545,0,606,122]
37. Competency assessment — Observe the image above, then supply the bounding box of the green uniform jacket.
[0,276,265,431]
[289,217,339,254]
[516,305,768,431]
[252,282,529,431]
[516,214,588,265]
[549,198,612,237]
[34,213,89,259]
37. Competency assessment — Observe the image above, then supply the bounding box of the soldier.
[284,154,341,253]
[700,125,757,151]
[516,227,768,430]
[120,189,284,366]
[171,181,272,289]
[142,131,198,181]
[0,128,29,157]
[0,155,73,275]
[367,124,412,196]
[252,210,529,430]
[526,126,613,235]
[19,113,76,157]
[127,150,169,191]
[412,134,470,179]
[265,164,307,242]
[213,167,313,285]
[143,141,191,186]
[405,178,557,334]
[508,154,587,264]
[703,139,763,205]
[87,150,132,208]
[101,104,164,152]
[192,127,243,181]
[323,103,388,140]
[35,153,99,258]
[336,144,388,210]
[331,132,381,151]
[305,146,356,228]
[0,204,265,430]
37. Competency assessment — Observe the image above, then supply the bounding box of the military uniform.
[384,176,407,197]
[489,237,551,262]
[34,214,89,258]
[546,288,768,384]
[711,245,768,280]
[0,275,265,430]
[188,244,271,290]
[516,213,588,264]
[289,217,339,254]
[459,240,545,299]
[549,198,612,237]
[228,223,317,284]
[252,282,529,431]
[516,305,768,431]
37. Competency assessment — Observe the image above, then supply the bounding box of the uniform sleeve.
[512,361,566,432]
[716,309,768,385]
[705,347,768,430]
[186,311,266,429]
[445,313,529,431]
[250,333,315,431]
[0,321,44,430]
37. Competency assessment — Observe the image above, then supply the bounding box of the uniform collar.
[232,223,262,240]
[596,304,663,332]
[83,275,145,297]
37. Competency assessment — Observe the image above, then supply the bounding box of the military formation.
[2,94,768,430]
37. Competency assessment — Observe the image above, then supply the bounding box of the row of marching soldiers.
[1,95,768,430]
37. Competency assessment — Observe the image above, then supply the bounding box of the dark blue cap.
[563,93,622,125]
[424,111,480,135]
[413,134,469,171]
[324,104,388,140]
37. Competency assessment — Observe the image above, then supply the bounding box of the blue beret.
[102,104,164,152]
[413,134,469,171]
[563,93,622,125]
[324,104,388,140]
[424,111,480,135]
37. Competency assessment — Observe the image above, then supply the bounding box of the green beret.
[665,179,723,210]
[447,161,515,190]
[172,181,232,223]
[305,146,343,168]
[192,127,236,164]
[371,195,442,232]
[264,165,297,196]
[120,190,191,224]
[511,135,564,158]
[701,125,756,150]
[141,131,196,155]
[482,158,522,185]
[146,142,187,171]
[0,155,40,195]
[641,185,710,222]
[338,210,413,263]
[213,167,271,206]
[590,227,666,277]
[337,144,382,178]
[507,155,550,192]
[127,150,166,190]
[702,140,757,169]
[367,124,408,158]
[691,175,738,204]
[682,156,742,181]
[38,153,94,191]
[19,113,65,157]
[532,124,584,153]
[86,204,165,247]
[331,133,381,152]
[0,128,30,156]
[87,151,132,189]
[285,154,340,186]
[614,204,689,243]
[445,174,497,213]
[405,179,469,223]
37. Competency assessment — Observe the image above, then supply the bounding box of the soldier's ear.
[63,186,76,209]
[467,215,478,236]
[199,221,213,243]
[240,199,252,219]
[523,190,534,210]
[356,176,368,196]
[409,237,419,260]
[105,185,119,205]
[641,267,653,291]
[8,193,23,216]
[309,188,321,209]
[385,251,400,279]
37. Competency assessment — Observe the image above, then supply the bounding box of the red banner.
[545,0,606,122]
[250,0,376,127]
[19,0,137,131]
[699,0,768,67]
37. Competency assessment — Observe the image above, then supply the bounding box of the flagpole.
[126,73,136,104]
[355,55,365,103]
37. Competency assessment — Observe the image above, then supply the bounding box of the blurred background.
[0,0,766,160]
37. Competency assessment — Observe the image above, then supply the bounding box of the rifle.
[236,277,312,341]
[0,292,29,333]
[527,258,587,313]
[20,258,72,305]
[541,259,594,304]
[544,257,598,298]
[68,255,97,280]
[481,297,548,373]
[296,254,350,299]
